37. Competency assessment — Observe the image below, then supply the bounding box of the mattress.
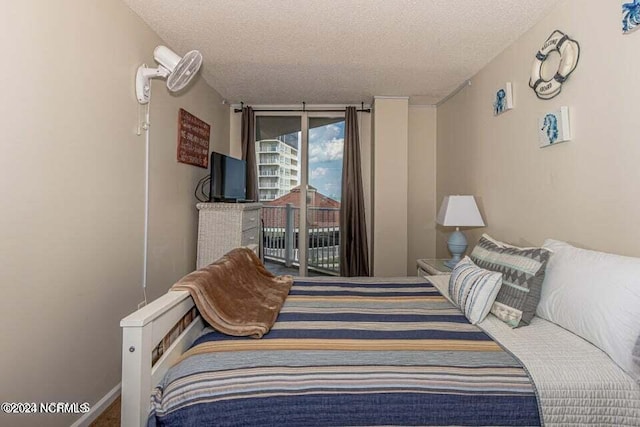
[481,315,640,426]
[149,277,541,426]
[427,274,640,426]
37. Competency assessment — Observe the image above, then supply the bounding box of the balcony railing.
[262,204,340,275]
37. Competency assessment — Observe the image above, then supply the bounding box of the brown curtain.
[241,106,258,201]
[340,107,370,276]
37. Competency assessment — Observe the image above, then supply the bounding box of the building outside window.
[256,137,299,201]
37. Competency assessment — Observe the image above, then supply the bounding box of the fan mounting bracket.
[135,64,170,104]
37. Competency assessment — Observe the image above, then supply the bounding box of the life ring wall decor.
[529,30,580,100]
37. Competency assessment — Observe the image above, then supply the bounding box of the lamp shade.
[437,195,485,227]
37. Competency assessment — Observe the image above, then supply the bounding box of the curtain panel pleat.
[241,107,258,202]
[340,107,370,277]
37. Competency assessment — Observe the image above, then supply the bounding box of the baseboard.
[70,383,121,427]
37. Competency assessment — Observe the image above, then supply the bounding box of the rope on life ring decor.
[529,30,580,100]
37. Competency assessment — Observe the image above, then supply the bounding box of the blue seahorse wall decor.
[494,89,506,115]
[541,114,559,144]
[623,0,640,33]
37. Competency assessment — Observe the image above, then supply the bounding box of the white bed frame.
[120,245,261,426]
[120,290,203,427]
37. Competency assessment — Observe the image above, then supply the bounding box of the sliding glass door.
[306,116,344,275]
[255,112,345,276]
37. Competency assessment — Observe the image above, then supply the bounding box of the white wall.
[358,111,374,267]
[229,108,243,158]
[407,106,437,273]
[0,1,228,425]
[372,97,409,276]
[437,0,640,257]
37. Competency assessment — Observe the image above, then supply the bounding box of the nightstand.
[416,259,452,277]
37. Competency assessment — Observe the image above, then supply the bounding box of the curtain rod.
[234,101,371,113]
[234,108,371,113]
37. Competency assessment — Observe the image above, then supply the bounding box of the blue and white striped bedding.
[148,277,541,426]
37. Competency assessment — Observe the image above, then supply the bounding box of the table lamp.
[437,195,485,268]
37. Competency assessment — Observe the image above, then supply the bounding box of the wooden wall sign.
[177,108,210,168]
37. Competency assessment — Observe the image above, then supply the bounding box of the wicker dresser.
[196,202,262,269]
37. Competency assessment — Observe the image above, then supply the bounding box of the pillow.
[470,234,552,328]
[537,239,640,382]
[448,257,503,325]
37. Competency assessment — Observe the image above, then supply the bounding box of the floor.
[264,260,331,277]
[90,397,120,426]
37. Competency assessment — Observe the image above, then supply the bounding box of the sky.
[308,121,344,201]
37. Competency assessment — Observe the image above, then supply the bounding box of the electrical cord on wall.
[140,103,150,306]
[139,106,208,307]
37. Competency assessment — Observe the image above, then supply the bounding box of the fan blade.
[167,50,203,92]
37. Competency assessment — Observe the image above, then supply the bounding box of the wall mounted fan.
[135,46,203,104]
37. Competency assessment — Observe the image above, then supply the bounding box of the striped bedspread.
[149,277,541,426]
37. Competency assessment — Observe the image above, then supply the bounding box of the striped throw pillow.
[470,234,552,328]
[448,257,503,325]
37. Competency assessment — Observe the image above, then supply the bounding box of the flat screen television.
[209,152,247,202]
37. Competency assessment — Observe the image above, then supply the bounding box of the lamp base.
[445,229,468,268]
[444,257,460,269]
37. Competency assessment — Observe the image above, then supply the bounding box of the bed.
[121,256,640,426]
[147,276,540,426]
[428,274,640,426]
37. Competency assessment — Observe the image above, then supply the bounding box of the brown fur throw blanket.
[171,247,293,338]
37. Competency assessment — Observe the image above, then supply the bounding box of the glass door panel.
[306,117,345,275]
[255,115,302,275]
[255,113,344,277]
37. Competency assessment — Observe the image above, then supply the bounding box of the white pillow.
[448,257,503,325]
[537,239,640,381]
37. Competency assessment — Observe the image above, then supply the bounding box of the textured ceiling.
[123,0,560,105]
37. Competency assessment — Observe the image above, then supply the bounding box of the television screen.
[222,156,246,200]
[209,152,247,202]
